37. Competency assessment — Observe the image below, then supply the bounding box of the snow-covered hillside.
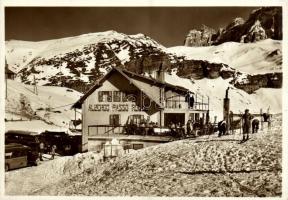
[6,30,164,74]
[6,30,282,96]
[5,80,82,132]
[167,39,282,75]
[165,72,281,119]
[5,31,282,121]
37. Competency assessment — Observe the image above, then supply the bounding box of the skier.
[252,118,260,133]
[242,109,253,141]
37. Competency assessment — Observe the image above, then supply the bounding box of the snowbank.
[24,115,282,196]
[5,151,103,195]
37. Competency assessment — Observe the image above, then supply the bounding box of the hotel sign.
[88,104,141,112]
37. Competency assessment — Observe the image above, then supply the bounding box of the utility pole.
[5,59,8,99]
[5,71,7,99]
[223,87,230,134]
[33,75,38,95]
[260,108,263,131]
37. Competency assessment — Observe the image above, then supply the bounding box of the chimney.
[156,62,165,83]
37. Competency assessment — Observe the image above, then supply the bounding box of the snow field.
[18,115,282,196]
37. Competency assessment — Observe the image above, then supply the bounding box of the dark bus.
[5,143,32,171]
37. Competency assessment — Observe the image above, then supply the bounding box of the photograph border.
[0,0,287,199]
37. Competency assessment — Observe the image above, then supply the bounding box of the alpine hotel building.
[73,67,209,152]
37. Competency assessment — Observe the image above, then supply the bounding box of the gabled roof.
[72,67,190,109]
[5,68,15,74]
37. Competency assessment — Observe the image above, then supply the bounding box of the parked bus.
[5,143,32,171]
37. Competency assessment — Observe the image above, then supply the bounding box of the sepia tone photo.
[2,2,286,197]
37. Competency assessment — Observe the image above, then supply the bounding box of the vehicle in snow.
[5,130,42,164]
[5,143,38,171]
[40,131,81,155]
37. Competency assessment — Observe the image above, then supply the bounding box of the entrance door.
[164,113,185,127]
[109,114,120,126]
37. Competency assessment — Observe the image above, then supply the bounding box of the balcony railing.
[165,100,209,111]
[165,93,209,111]
[87,124,171,137]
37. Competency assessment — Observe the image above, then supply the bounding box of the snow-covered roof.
[5,67,15,74]
[72,67,189,109]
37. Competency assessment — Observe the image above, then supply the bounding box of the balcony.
[165,99,209,111]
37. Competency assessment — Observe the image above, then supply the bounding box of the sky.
[5,7,259,47]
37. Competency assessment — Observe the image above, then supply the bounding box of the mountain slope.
[5,79,82,130]
[165,72,281,119]
[6,30,282,95]
[6,31,172,92]
[168,39,282,75]
[5,29,282,120]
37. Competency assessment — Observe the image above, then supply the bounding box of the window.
[98,91,112,102]
[113,91,121,102]
[12,151,22,158]
[195,113,200,122]
[129,115,144,125]
[132,143,144,150]
[5,152,12,159]
[122,92,127,102]
[109,114,120,126]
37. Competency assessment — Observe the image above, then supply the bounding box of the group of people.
[168,118,213,139]
[39,142,57,161]
[125,120,159,136]
[218,109,271,142]
[241,109,271,141]
[169,122,186,138]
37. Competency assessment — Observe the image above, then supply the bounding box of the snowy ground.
[5,80,82,131]
[5,152,103,195]
[5,120,67,133]
[167,39,282,75]
[5,115,282,196]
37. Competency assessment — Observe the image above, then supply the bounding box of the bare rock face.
[241,20,267,43]
[185,7,282,45]
[176,59,229,80]
[230,72,282,94]
[184,25,216,47]
[214,7,282,44]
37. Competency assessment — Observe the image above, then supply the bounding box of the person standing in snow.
[50,145,56,160]
[186,120,192,135]
[39,142,45,161]
[242,109,253,141]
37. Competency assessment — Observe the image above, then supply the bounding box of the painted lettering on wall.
[88,104,132,112]
[88,104,110,112]
[112,104,129,112]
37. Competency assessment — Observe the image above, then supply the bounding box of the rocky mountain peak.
[241,20,267,43]
[226,17,245,30]
[184,25,216,47]
[184,7,282,46]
